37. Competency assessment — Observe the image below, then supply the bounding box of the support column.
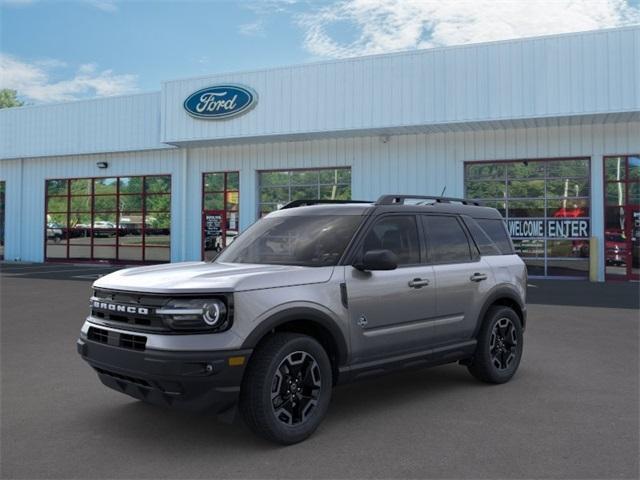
[590,155,605,282]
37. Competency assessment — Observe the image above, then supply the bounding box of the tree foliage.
[0,89,24,109]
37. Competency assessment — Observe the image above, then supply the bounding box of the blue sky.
[1,0,639,104]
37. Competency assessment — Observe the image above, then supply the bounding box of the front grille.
[88,326,147,351]
[90,289,170,332]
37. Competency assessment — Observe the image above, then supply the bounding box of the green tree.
[0,89,24,109]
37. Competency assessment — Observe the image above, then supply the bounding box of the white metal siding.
[0,92,169,160]
[162,27,640,145]
[2,121,639,276]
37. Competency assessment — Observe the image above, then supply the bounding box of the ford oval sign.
[183,84,257,120]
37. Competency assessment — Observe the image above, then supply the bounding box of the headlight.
[156,298,230,332]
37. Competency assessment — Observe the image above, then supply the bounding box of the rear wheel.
[467,306,523,384]
[239,333,332,444]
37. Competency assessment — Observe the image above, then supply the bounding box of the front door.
[345,214,437,363]
[629,205,639,280]
[202,210,226,261]
[604,155,640,281]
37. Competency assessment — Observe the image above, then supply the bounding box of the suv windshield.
[216,214,363,266]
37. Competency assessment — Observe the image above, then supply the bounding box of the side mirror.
[354,249,398,271]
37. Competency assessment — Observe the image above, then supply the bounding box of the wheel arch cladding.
[476,287,526,335]
[241,307,348,381]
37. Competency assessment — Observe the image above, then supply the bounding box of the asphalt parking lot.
[1,263,638,479]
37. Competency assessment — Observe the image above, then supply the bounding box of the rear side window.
[361,215,420,265]
[476,218,514,254]
[464,218,502,256]
[422,215,472,264]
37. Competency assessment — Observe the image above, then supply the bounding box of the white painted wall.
[4,121,636,281]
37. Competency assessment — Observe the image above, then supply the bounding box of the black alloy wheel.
[490,317,518,371]
[467,306,523,384]
[271,351,322,426]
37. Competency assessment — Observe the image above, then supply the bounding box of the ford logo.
[183,84,257,120]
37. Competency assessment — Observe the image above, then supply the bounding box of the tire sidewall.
[259,336,332,443]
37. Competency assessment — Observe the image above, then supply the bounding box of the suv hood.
[93,261,335,294]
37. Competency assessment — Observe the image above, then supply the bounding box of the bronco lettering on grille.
[92,300,149,315]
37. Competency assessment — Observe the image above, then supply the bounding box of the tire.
[239,333,332,445]
[467,306,523,384]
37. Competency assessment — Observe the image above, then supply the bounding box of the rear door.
[345,214,437,363]
[422,215,493,344]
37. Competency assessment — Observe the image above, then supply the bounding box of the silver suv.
[77,195,527,444]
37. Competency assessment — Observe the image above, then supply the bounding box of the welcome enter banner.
[507,219,590,239]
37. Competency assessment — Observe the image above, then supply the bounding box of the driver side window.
[361,215,420,265]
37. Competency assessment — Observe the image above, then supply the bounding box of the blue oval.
[183,85,257,120]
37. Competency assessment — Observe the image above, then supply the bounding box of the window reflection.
[464,158,591,277]
[45,176,171,263]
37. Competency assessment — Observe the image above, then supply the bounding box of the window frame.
[44,174,171,264]
[464,157,591,278]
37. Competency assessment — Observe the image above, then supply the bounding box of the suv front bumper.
[77,332,252,413]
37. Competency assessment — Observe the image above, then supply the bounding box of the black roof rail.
[280,199,373,209]
[375,195,482,206]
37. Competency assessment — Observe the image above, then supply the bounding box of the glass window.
[464,158,591,277]
[476,218,514,254]
[547,159,589,178]
[606,183,625,206]
[202,172,241,260]
[423,215,472,264]
[44,175,171,263]
[605,157,626,181]
[47,179,68,196]
[464,163,506,180]
[547,179,589,198]
[465,181,506,200]
[507,161,545,179]
[361,216,420,265]
[204,173,225,191]
[94,178,117,195]
[258,168,351,215]
[217,215,362,267]
[464,218,501,256]
[630,156,640,180]
[507,179,545,198]
[119,177,143,194]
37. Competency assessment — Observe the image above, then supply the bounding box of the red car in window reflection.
[553,206,587,218]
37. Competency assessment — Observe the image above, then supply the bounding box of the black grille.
[87,326,147,351]
[90,289,170,332]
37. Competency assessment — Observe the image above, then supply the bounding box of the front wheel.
[239,333,332,444]
[467,306,523,384]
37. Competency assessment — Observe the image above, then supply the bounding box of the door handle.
[470,272,488,282]
[408,278,430,288]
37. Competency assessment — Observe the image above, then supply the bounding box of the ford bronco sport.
[77,195,526,444]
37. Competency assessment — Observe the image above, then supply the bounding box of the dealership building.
[0,26,638,281]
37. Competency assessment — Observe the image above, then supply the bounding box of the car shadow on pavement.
[82,364,478,449]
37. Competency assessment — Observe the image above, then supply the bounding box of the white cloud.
[0,53,138,103]
[298,0,640,58]
[239,19,265,37]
